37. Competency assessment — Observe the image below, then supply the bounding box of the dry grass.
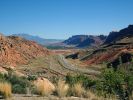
[0,82,12,98]
[56,80,69,97]
[85,91,118,100]
[129,92,133,100]
[35,78,55,96]
[85,91,98,99]
[71,83,85,97]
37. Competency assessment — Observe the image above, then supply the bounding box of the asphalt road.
[57,54,101,75]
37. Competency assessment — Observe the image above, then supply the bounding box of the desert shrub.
[12,84,27,94]
[71,83,85,97]
[84,90,98,99]
[5,73,30,94]
[0,82,12,98]
[96,68,132,99]
[35,78,55,96]
[27,75,37,81]
[66,74,96,89]
[30,85,38,95]
[96,69,123,94]
[124,73,133,96]
[0,74,6,82]
[51,76,59,84]
[118,62,133,74]
[56,80,69,97]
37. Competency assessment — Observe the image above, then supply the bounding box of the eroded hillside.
[0,34,50,67]
[74,25,133,68]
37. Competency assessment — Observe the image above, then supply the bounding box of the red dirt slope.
[84,47,133,65]
[0,34,50,67]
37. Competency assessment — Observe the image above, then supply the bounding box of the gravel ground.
[4,94,88,100]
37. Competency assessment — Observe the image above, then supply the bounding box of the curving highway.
[56,54,101,75]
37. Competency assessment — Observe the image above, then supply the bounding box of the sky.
[0,0,133,39]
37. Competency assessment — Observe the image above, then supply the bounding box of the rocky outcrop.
[107,51,132,69]
[77,35,106,47]
[104,25,133,44]
[84,47,133,66]
[63,35,106,48]
[63,35,89,45]
[81,25,133,67]
[0,34,50,67]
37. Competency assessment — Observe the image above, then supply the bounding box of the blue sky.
[0,0,133,39]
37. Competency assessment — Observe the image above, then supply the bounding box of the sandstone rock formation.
[0,34,50,67]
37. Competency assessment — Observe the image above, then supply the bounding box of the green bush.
[27,75,37,81]
[66,74,96,89]
[0,74,6,82]
[97,69,124,94]
[124,73,133,94]
[12,84,27,94]
[96,68,133,99]
[5,73,30,94]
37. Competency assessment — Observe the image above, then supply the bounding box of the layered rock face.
[104,25,133,44]
[77,35,106,47]
[0,34,50,67]
[81,25,133,67]
[63,35,89,45]
[63,35,106,48]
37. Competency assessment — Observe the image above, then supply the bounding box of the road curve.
[57,54,101,75]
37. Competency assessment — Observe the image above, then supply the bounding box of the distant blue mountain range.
[12,33,64,46]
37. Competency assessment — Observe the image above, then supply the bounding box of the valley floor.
[16,54,101,79]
